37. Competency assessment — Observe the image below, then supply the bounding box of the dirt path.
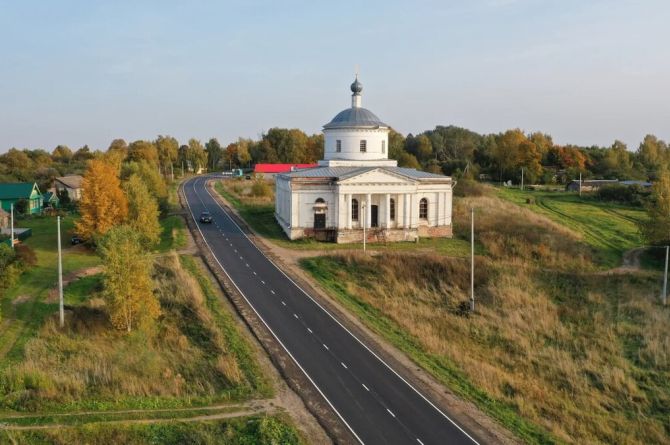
[0,400,279,430]
[45,266,104,303]
[599,247,646,275]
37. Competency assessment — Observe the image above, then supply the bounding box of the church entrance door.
[371,205,379,228]
[314,213,326,229]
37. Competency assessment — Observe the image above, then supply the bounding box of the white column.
[366,193,372,229]
[409,193,416,228]
[436,192,441,227]
[403,193,409,228]
[385,193,391,228]
[347,194,352,230]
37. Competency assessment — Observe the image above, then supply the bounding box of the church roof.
[279,166,450,181]
[323,107,388,129]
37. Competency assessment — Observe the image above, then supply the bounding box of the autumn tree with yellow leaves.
[124,174,161,248]
[75,159,128,241]
[99,225,160,332]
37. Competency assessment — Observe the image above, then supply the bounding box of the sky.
[1,0,669,153]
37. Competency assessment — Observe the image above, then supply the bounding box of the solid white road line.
[201,180,480,445]
[183,177,365,445]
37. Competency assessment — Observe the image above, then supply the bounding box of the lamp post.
[470,207,475,312]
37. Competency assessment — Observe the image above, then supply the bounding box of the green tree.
[121,161,168,203]
[637,134,668,178]
[205,138,223,171]
[603,140,634,179]
[128,140,159,166]
[124,174,161,248]
[387,129,406,160]
[187,138,207,172]
[492,129,526,182]
[52,145,73,163]
[99,226,160,332]
[155,135,179,177]
[641,168,670,245]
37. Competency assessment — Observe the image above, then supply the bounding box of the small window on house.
[352,198,359,221]
[382,140,386,154]
[390,198,395,220]
[419,198,428,219]
[360,140,367,152]
[336,140,341,152]
[315,198,325,204]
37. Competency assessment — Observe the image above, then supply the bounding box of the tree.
[388,129,406,160]
[98,226,160,332]
[236,138,252,167]
[124,174,161,248]
[187,138,207,172]
[128,140,159,166]
[73,145,95,162]
[121,161,168,203]
[603,140,634,179]
[75,159,128,241]
[155,135,179,177]
[641,168,670,245]
[637,135,668,178]
[492,129,526,182]
[205,138,223,171]
[52,145,73,164]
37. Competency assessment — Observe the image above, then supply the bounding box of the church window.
[390,198,395,220]
[336,140,341,152]
[419,198,428,219]
[352,198,359,221]
[315,198,325,204]
[360,140,367,152]
[382,140,386,154]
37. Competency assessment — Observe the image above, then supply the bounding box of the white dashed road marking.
[362,383,370,391]
[323,344,329,351]
[270,290,275,295]
[307,328,313,334]
[281,301,286,306]
[341,362,348,369]
[387,409,396,418]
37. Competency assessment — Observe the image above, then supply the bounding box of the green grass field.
[496,188,646,267]
[0,215,101,363]
[0,414,303,445]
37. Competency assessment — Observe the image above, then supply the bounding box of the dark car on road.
[71,235,83,245]
[199,211,213,223]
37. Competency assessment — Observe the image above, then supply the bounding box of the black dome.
[350,78,363,94]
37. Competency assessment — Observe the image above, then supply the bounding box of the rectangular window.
[382,140,386,154]
[360,140,367,152]
[336,140,341,152]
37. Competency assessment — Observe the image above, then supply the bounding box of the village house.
[0,182,43,215]
[253,163,318,179]
[42,191,60,209]
[54,175,84,201]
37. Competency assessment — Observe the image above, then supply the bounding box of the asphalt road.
[183,175,481,445]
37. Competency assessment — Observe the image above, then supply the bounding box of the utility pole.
[470,207,475,312]
[362,201,367,253]
[10,203,14,249]
[181,161,185,178]
[579,172,582,197]
[521,167,524,191]
[57,216,64,327]
[663,245,669,306]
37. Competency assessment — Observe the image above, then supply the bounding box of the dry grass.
[0,253,260,412]
[303,193,670,444]
[221,178,275,206]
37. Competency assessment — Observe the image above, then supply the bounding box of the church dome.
[323,107,388,129]
[350,77,363,94]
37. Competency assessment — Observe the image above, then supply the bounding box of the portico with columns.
[274,76,453,243]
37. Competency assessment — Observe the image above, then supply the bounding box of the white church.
[275,76,453,243]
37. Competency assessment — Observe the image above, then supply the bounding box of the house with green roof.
[0,182,43,215]
[42,191,59,209]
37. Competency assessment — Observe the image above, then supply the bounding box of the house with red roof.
[253,163,318,178]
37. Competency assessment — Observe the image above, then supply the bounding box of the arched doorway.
[314,198,326,229]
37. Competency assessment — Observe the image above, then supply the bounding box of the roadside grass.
[0,252,269,413]
[496,188,646,268]
[0,215,100,363]
[157,215,186,253]
[213,179,472,256]
[63,274,103,305]
[301,192,670,445]
[0,414,303,445]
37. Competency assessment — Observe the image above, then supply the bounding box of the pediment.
[337,168,416,185]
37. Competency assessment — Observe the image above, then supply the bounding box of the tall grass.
[0,253,266,412]
[302,193,670,444]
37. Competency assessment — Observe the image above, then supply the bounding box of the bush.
[453,178,488,197]
[15,244,37,267]
[596,184,650,206]
[250,179,271,197]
